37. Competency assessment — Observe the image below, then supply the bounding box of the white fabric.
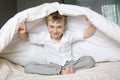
[0,59,120,80]
[29,31,84,66]
[0,2,120,66]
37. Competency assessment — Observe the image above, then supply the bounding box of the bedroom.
[0,0,120,80]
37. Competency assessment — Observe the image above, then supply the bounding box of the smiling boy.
[18,11,96,75]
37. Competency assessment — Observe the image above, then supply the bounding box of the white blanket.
[0,2,120,66]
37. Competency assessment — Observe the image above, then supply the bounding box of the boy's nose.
[53,28,57,32]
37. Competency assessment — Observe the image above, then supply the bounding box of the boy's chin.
[53,37,60,39]
[52,36,62,40]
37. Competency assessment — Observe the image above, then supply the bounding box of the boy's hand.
[83,15,93,26]
[18,22,27,34]
[18,21,29,41]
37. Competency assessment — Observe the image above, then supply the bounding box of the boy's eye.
[58,26,62,28]
[50,26,54,28]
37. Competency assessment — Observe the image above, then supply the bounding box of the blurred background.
[0,0,119,28]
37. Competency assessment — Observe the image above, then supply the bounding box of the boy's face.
[47,20,65,40]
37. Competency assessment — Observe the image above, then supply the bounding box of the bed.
[0,2,120,80]
[0,59,120,80]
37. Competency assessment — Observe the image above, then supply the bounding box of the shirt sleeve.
[29,32,46,45]
[68,31,84,43]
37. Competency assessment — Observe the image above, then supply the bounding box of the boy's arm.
[83,16,96,39]
[18,22,29,41]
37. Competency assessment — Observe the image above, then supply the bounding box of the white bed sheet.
[0,59,120,80]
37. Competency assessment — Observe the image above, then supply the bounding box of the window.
[101,4,117,23]
[64,0,120,25]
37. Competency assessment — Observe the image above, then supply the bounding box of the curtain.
[100,0,120,25]
[115,0,120,25]
[64,0,120,25]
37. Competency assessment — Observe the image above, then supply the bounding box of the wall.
[0,0,60,28]
[17,0,60,12]
[0,0,17,28]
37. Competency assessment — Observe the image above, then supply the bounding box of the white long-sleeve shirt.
[29,31,84,66]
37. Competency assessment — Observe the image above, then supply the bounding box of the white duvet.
[0,2,120,66]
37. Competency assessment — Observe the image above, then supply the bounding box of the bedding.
[0,59,120,80]
[0,2,120,80]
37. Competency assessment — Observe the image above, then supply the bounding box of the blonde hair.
[46,11,67,25]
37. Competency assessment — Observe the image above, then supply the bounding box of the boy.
[18,11,96,75]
